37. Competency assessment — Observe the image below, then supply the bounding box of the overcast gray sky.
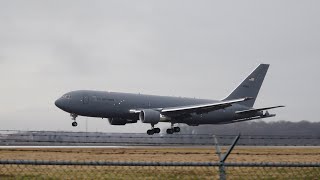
[0,0,319,132]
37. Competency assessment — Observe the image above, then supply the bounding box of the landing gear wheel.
[173,127,180,133]
[166,129,174,134]
[154,128,161,134]
[147,129,155,135]
[72,122,78,127]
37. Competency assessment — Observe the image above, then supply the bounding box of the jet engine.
[139,109,170,124]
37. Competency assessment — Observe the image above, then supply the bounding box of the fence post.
[213,134,241,180]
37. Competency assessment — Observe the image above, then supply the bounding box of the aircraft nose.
[55,98,63,109]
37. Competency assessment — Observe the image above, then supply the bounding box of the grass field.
[0,146,319,162]
[0,147,319,179]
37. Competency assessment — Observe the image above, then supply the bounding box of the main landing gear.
[147,124,161,135]
[166,124,180,134]
[70,113,78,127]
[146,124,181,135]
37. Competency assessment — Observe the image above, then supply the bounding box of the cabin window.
[62,94,71,99]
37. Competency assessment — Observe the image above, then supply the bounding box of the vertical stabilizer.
[224,64,269,107]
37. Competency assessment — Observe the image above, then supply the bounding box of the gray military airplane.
[55,64,284,135]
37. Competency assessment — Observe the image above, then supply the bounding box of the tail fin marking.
[224,64,270,107]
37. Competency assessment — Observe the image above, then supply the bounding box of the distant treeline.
[180,121,320,136]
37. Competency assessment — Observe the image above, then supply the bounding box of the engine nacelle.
[108,118,127,125]
[139,109,161,124]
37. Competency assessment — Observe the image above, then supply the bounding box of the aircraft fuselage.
[55,90,256,126]
[54,64,283,135]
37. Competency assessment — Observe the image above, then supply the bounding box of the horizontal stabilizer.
[235,105,285,114]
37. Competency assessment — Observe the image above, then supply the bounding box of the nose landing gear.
[72,121,78,127]
[70,113,78,127]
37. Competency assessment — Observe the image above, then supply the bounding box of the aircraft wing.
[235,105,285,115]
[160,97,253,116]
[129,97,252,116]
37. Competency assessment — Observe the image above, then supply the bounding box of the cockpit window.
[62,94,71,99]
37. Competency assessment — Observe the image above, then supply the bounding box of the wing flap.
[235,105,285,115]
[216,114,276,124]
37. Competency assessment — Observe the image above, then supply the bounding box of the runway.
[0,145,319,149]
[0,146,126,149]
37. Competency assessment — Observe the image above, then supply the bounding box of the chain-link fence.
[0,160,319,179]
[0,131,319,179]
